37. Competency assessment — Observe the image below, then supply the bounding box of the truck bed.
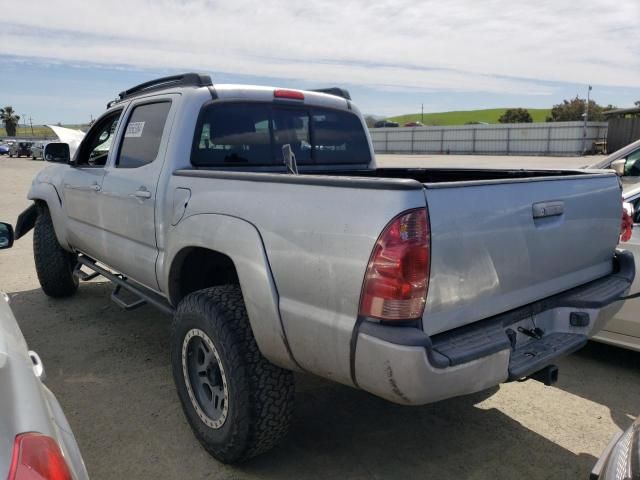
[172,166,622,380]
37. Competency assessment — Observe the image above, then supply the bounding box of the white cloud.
[1,0,638,94]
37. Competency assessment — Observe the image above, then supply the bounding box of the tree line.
[499,96,620,123]
[366,97,639,127]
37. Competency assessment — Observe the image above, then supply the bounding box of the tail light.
[359,208,430,321]
[621,201,633,243]
[8,433,72,480]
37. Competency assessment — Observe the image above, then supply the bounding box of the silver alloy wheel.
[182,328,229,429]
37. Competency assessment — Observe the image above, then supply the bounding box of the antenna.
[282,144,299,175]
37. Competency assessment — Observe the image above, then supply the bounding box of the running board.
[111,284,147,311]
[75,256,175,316]
[73,263,100,281]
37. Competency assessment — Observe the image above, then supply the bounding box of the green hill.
[388,108,551,126]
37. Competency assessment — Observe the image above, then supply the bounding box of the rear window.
[193,103,272,166]
[272,107,312,165]
[192,102,370,167]
[312,109,371,165]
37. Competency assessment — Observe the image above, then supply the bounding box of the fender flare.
[159,213,298,371]
[27,182,71,249]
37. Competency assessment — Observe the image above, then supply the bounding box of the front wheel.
[171,285,295,463]
[33,206,78,297]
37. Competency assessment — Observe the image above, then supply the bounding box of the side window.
[624,149,640,176]
[75,111,122,167]
[192,103,273,166]
[117,102,171,169]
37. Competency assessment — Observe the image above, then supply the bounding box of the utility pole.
[582,85,592,154]
[29,117,34,136]
[22,113,27,136]
[421,104,424,123]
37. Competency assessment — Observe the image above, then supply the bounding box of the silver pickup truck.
[15,73,635,464]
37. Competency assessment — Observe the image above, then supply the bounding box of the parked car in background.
[591,187,640,352]
[31,142,45,160]
[8,142,33,158]
[590,138,640,190]
[0,144,9,155]
[591,416,639,480]
[404,121,424,127]
[373,120,399,127]
[0,222,88,479]
[589,140,640,351]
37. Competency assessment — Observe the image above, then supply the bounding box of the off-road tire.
[33,206,78,297]
[171,285,295,464]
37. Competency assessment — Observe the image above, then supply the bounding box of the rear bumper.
[353,251,634,405]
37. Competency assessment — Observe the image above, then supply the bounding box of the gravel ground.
[0,155,638,480]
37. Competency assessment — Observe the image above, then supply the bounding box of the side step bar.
[74,256,175,316]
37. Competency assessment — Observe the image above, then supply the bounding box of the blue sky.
[1,0,639,124]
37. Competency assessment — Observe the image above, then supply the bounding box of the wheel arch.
[162,214,298,371]
[168,247,239,304]
[26,182,71,249]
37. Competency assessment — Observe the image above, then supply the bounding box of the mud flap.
[14,203,38,240]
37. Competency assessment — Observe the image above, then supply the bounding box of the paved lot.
[0,155,638,480]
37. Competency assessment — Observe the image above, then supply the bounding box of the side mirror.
[44,142,71,164]
[0,222,14,249]
[611,159,626,176]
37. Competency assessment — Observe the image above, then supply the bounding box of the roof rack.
[310,87,351,101]
[107,73,213,108]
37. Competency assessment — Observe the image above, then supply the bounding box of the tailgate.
[422,173,622,335]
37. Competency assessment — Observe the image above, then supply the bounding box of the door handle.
[134,189,152,199]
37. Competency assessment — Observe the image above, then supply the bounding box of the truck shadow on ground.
[555,341,639,432]
[8,282,601,480]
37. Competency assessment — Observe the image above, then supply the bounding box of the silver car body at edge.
[0,293,88,478]
[26,82,633,406]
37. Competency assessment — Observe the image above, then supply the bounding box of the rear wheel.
[33,206,78,298]
[171,285,295,463]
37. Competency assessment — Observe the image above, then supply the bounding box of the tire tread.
[33,206,78,298]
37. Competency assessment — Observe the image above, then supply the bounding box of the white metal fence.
[369,121,608,156]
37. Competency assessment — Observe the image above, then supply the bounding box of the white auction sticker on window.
[125,121,145,138]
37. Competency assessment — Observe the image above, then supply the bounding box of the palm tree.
[0,106,20,137]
